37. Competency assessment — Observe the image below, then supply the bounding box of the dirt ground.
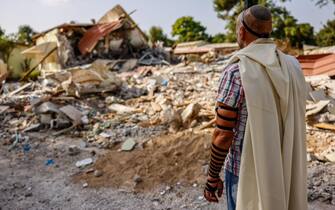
[0,130,334,210]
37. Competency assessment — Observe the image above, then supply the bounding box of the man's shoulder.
[222,62,241,79]
[224,62,240,73]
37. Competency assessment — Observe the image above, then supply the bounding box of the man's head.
[236,5,272,48]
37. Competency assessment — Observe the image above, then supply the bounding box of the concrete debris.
[181,103,202,127]
[309,90,328,102]
[94,170,103,177]
[68,145,81,156]
[121,138,136,151]
[109,104,136,114]
[59,105,84,126]
[0,105,10,114]
[0,5,333,208]
[306,100,330,117]
[76,158,94,168]
[24,4,170,79]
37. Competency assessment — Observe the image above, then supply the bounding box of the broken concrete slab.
[109,104,136,114]
[325,152,335,162]
[181,103,202,126]
[94,170,103,177]
[119,59,138,72]
[306,100,330,117]
[318,112,335,123]
[59,105,83,126]
[0,105,10,114]
[121,138,136,151]
[309,90,328,102]
[33,102,61,115]
[75,158,94,168]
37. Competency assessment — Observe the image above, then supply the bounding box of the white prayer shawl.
[227,39,307,210]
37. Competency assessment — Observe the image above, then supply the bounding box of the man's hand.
[204,176,223,203]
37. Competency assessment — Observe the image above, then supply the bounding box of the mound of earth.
[73,130,212,191]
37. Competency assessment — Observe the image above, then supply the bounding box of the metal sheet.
[78,21,123,55]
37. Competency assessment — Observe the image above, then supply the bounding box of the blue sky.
[0,0,334,37]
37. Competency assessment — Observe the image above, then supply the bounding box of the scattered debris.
[94,170,103,177]
[45,159,55,166]
[306,100,330,117]
[109,104,136,114]
[121,139,136,151]
[68,145,81,156]
[181,103,202,127]
[0,4,334,209]
[133,174,143,184]
[75,158,93,168]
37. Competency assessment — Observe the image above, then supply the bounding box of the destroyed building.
[22,5,159,78]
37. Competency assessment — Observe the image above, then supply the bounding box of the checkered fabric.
[216,63,248,176]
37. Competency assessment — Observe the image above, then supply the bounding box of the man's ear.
[239,27,245,42]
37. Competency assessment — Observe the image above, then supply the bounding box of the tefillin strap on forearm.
[207,143,229,179]
[215,105,238,132]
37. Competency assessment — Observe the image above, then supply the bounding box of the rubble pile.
[304,75,335,204]
[0,4,334,208]
[0,57,229,149]
[305,76,335,161]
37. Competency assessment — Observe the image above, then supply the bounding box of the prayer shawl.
[227,39,307,210]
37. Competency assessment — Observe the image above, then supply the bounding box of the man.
[204,5,307,210]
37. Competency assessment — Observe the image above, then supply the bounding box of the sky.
[0,0,334,37]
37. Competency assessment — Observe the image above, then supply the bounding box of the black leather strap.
[215,107,237,122]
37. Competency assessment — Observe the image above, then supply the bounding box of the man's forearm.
[207,103,237,180]
[207,130,234,179]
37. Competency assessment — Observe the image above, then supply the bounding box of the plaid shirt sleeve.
[216,63,242,108]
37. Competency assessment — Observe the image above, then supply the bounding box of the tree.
[0,27,4,37]
[210,33,227,43]
[316,19,335,46]
[16,25,36,45]
[271,3,315,48]
[0,27,14,62]
[213,0,316,48]
[172,16,209,42]
[148,26,173,46]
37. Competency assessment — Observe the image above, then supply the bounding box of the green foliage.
[210,33,227,43]
[0,27,4,37]
[270,3,316,48]
[16,25,36,44]
[213,0,315,48]
[172,16,209,42]
[316,19,335,47]
[0,27,14,62]
[148,26,173,47]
